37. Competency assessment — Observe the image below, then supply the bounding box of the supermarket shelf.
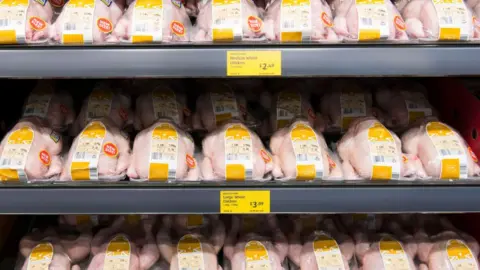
[1,181,480,214]
[2,44,480,78]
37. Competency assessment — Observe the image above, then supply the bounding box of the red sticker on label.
[186,154,196,168]
[39,150,51,166]
[308,108,316,120]
[247,16,263,33]
[171,21,185,36]
[119,108,128,121]
[321,12,333,27]
[394,16,406,31]
[97,18,113,33]
[49,0,65,7]
[29,17,47,31]
[103,142,118,157]
[260,149,271,163]
[468,146,478,163]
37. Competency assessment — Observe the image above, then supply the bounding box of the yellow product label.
[426,122,467,179]
[447,239,478,270]
[61,0,95,44]
[86,90,113,120]
[313,232,345,270]
[220,190,270,213]
[26,242,54,270]
[210,89,239,126]
[0,0,29,44]
[152,89,180,124]
[148,123,178,180]
[131,0,163,43]
[0,127,34,181]
[177,234,205,270]
[245,241,271,270]
[355,0,388,40]
[70,121,106,181]
[225,124,253,180]
[276,91,301,129]
[103,235,131,270]
[212,0,241,41]
[227,51,282,76]
[340,92,366,131]
[367,122,400,180]
[290,123,323,180]
[379,236,411,270]
[187,215,204,227]
[280,0,312,42]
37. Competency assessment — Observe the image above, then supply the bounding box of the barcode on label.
[1,159,12,166]
[407,103,420,109]
[25,108,34,114]
[296,154,307,161]
[374,156,384,163]
[392,172,400,179]
[440,149,462,156]
[461,165,467,176]
[227,153,250,161]
[214,18,227,25]
[283,20,295,29]
[278,109,290,117]
[64,23,77,30]
[343,108,364,114]
[151,152,174,161]
[361,17,373,26]
[0,19,10,27]
[215,105,225,112]
[135,23,148,32]
[441,16,453,24]
[75,152,86,159]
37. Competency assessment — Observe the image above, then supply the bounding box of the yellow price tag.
[220,190,271,213]
[227,51,282,76]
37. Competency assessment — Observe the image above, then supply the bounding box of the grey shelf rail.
[1,181,480,214]
[2,44,480,78]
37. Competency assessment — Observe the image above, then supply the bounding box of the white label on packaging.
[60,0,95,44]
[148,123,178,180]
[177,234,205,270]
[276,91,302,130]
[446,239,479,270]
[130,0,163,43]
[340,92,366,131]
[280,0,312,42]
[0,0,28,44]
[210,90,240,126]
[212,0,242,41]
[313,231,346,270]
[152,89,180,124]
[0,127,34,181]
[245,240,272,270]
[367,121,400,180]
[400,91,433,124]
[356,0,389,40]
[23,91,53,118]
[224,123,253,180]
[426,122,468,179]
[433,0,471,40]
[86,90,113,121]
[26,242,54,270]
[103,234,131,270]
[379,236,412,270]
[290,123,324,180]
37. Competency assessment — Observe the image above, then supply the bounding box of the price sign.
[226,51,282,76]
[220,190,271,213]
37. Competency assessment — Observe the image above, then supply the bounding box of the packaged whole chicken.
[108,0,192,43]
[88,216,159,270]
[50,0,126,44]
[263,0,339,42]
[396,0,478,41]
[328,0,408,41]
[223,215,289,270]
[337,117,427,180]
[0,117,63,181]
[193,0,267,42]
[0,0,54,44]
[288,215,356,270]
[269,119,342,180]
[21,81,75,132]
[72,86,133,135]
[157,215,225,270]
[60,118,130,181]
[401,120,480,179]
[128,120,200,181]
[201,121,273,180]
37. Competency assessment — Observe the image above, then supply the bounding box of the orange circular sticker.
[327,155,336,169]
[39,150,51,166]
[97,18,113,33]
[186,154,196,168]
[321,12,333,27]
[247,16,263,33]
[308,108,316,120]
[394,16,406,31]
[468,146,478,163]
[402,155,408,163]
[103,142,118,157]
[119,108,128,121]
[260,149,271,163]
[49,0,65,7]
[171,21,185,36]
[29,16,47,31]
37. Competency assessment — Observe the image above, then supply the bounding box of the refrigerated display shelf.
[3,44,480,78]
[1,181,480,214]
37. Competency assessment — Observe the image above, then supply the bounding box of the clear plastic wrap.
[401,119,480,179]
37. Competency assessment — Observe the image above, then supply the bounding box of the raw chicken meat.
[288,216,355,270]
[201,121,273,180]
[224,215,288,270]
[22,80,75,132]
[24,0,55,43]
[108,0,192,43]
[401,120,480,179]
[337,117,427,180]
[61,118,130,181]
[72,86,133,135]
[157,215,225,270]
[329,0,408,41]
[89,216,159,270]
[193,0,267,42]
[50,0,126,44]
[0,117,63,181]
[263,0,339,42]
[134,88,189,130]
[128,120,200,181]
[269,119,342,180]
